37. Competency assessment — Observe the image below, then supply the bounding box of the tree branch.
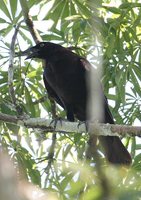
[9,23,23,115]
[19,0,42,43]
[0,112,141,137]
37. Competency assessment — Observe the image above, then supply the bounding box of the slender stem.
[19,0,42,43]
[8,23,22,115]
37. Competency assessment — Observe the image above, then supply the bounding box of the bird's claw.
[49,117,63,130]
[77,121,89,132]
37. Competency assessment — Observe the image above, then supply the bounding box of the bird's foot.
[49,117,64,130]
[77,121,89,132]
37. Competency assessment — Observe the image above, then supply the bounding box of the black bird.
[21,42,131,165]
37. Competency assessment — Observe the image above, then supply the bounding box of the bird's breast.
[44,62,87,105]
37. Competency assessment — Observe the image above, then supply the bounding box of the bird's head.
[20,42,61,60]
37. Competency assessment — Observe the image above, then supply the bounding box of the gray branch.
[8,25,19,105]
[0,112,141,137]
[9,23,23,115]
[19,0,42,43]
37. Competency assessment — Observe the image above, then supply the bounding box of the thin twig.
[19,0,42,43]
[8,23,22,115]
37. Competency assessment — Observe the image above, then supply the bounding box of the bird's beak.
[18,46,39,60]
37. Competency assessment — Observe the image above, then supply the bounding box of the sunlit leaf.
[0,0,12,21]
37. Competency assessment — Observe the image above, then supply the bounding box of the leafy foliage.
[0,0,141,199]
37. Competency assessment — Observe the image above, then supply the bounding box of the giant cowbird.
[21,42,131,165]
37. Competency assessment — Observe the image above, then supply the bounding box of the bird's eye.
[40,43,45,48]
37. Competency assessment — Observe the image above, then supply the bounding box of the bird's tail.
[99,136,132,165]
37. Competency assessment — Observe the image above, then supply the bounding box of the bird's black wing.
[43,74,64,109]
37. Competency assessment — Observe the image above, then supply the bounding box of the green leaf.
[131,137,136,158]
[10,0,17,19]
[0,17,9,23]
[26,71,38,78]
[132,153,141,171]
[24,86,36,116]
[120,3,141,9]
[61,173,73,190]
[132,65,141,81]
[104,6,121,14]
[19,29,33,44]
[67,180,84,196]
[62,144,72,159]
[14,143,41,186]
[0,0,12,21]
[81,185,101,200]
[74,0,91,18]
[106,34,115,58]
[129,68,141,96]
[1,24,13,37]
